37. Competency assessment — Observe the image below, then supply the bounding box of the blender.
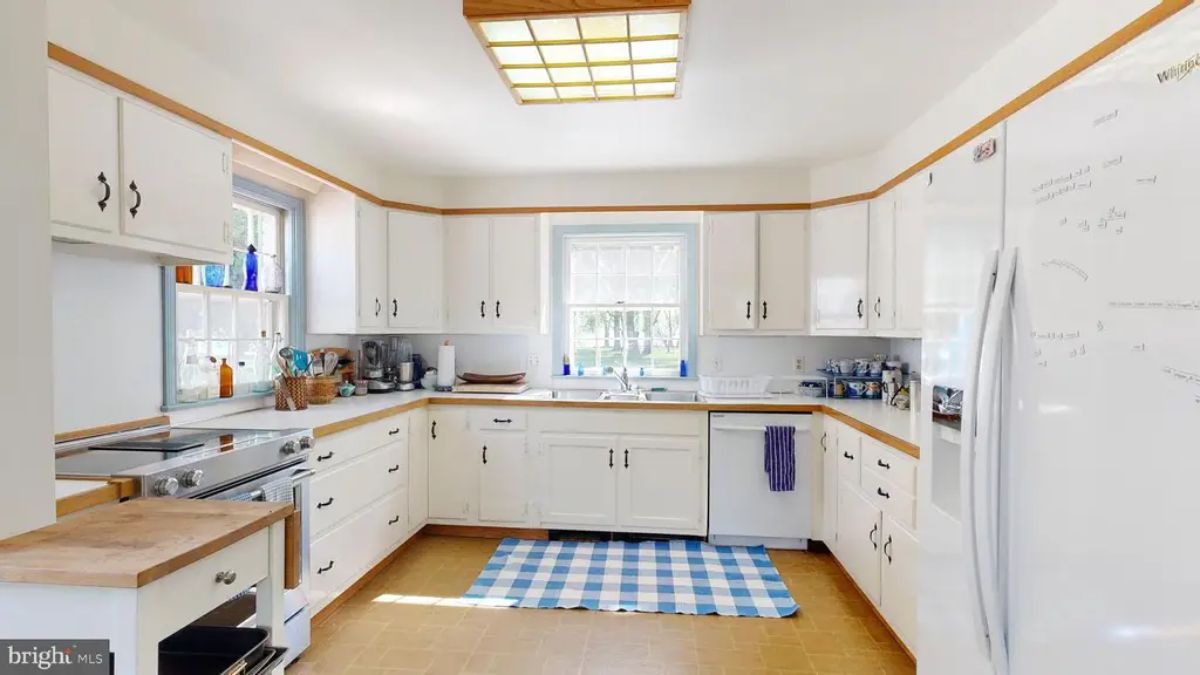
[392,337,415,391]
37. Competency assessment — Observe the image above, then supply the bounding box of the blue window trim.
[551,223,698,379]
[161,176,306,410]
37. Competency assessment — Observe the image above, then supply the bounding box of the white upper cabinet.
[444,215,542,334]
[47,66,230,263]
[868,195,897,331]
[356,201,388,330]
[757,212,809,331]
[893,174,927,334]
[387,210,443,331]
[704,212,759,330]
[47,68,119,236]
[810,203,869,331]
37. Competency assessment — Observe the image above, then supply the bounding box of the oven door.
[191,460,312,664]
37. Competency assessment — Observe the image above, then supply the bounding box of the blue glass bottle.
[244,244,258,292]
[203,263,225,288]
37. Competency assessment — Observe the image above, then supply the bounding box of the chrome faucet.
[610,366,632,392]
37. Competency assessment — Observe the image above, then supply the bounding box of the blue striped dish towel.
[764,426,796,492]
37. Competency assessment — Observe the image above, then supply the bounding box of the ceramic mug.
[847,381,867,398]
[837,359,854,375]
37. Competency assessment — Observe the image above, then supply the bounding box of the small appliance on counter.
[359,339,395,393]
[392,337,415,391]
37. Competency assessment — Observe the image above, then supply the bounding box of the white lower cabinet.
[427,408,473,520]
[539,433,618,527]
[818,417,839,548]
[478,431,529,524]
[881,518,918,649]
[407,407,429,531]
[617,436,703,532]
[837,481,884,604]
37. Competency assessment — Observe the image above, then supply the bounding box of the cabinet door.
[820,418,840,548]
[47,69,120,235]
[810,203,869,330]
[758,212,808,330]
[443,216,492,332]
[837,481,883,605]
[618,436,703,532]
[407,408,429,530]
[478,431,528,524]
[868,196,897,331]
[893,176,926,332]
[704,212,758,330]
[118,98,230,253]
[539,433,617,527]
[882,518,918,650]
[490,215,540,332]
[357,201,388,329]
[387,211,443,330]
[427,408,473,520]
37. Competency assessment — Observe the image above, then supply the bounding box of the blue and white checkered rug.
[462,538,798,618]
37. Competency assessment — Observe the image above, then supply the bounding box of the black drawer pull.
[745,300,751,319]
[97,172,110,211]
[876,487,891,499]
[608,448,614,468]
[480,300,486,318]
[317,498,334,508]
[624,449,629,468]
[856,298,864,319]
[393,299,398,317]
[492,418,513,424]
[388,428,401,436]
[128,180,141,218]
[762,301,768,320]
[884,535,893,563]
[316,452,334,462]
[431,421,437,439]
[877,459,891,469]
[388,465,400,473]
[842,452,854,460]
[388,515,400,525]
[820,433,827,451]
[317,561,334,574]
[482,445,488,464]
[869,523,879,550]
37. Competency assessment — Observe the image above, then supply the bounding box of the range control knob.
[180,469,204,488]
[152,476,180,497]
[281,440,299,455]
[299,436,315,450]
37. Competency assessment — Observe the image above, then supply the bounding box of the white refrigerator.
[918,6,1200,674]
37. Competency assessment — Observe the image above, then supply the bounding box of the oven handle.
[291,468,316,484]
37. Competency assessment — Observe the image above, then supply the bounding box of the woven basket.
[274,376,309,411]
[307,376,340,405]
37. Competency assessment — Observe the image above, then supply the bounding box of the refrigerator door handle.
[974,247,1018,675]
[961,249,999,663]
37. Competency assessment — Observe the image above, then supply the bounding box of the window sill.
[552,374,697,382]
[162,391,272,412]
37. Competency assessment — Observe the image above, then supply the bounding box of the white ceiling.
[116,0,1056,177]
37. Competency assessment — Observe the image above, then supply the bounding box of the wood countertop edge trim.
[54,415,170,444]
[46,1,1192,218]
[311,397,919,458]
[54,482,122,519]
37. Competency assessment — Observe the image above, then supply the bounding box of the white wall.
[441,167,810,209]
[809,0,1159,200]
[1,0,55,538]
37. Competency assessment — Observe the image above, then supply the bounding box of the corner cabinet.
[810,203,869,331]
[443,215,541,334]
[307,190,387,333]
[704,211,808,333]
[48,66,231,263]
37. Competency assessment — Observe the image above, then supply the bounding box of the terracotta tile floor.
[290,535,914,675]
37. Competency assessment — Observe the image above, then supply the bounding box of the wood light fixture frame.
[464,0,691,104]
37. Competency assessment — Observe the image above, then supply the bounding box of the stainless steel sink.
[642,391,700,403]
[549,389,698,403]
[550,389,607,401]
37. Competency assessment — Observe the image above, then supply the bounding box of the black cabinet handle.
[842,451,854,460]
[820,433,827,451]
[97,172,110,211]
[869,523,879,550]
[745,301,751,319]
[877,459,891,470]
[884,535,893,563]
[316,452,334,462]
[388,465,400,473]
[609,448,614,468]
[317,497,334,509]
[431,421,437,439]
[876,487,891,499]
[128,180,141,218]
[482,445,487,464]
[393,299,398,317]
[388,428,401,436]
[495,300,501,318]
[480,300,486,318]
[856,298,864,319]
[762,301,768,320]
[388,515,400,525]
[624,449,629,468]
[492,418,512,424]
[317,561,334,574]
[874,297,882,318]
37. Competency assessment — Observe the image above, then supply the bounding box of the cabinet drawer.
[861,471,915,530]
[310,491,401,610]
[313,414,408,471]
[142,529,268,627]
[837,426,863,484]
[469,409,527,431]
[311,444,398,537]
[862,439,916,494]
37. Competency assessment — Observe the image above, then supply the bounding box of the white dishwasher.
[708,412,814,549]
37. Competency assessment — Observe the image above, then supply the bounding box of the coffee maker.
[360,339,396,393]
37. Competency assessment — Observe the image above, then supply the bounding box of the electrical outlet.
[712,358,723,373]
[528,353,541,370]
[794,356,806,372]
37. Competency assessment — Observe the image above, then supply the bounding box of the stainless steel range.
[55,425,316,666]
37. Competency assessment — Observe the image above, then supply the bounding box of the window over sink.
[554,224,697,378]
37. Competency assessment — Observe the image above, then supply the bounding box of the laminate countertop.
[191,389,921,457]
[0,498,291,588]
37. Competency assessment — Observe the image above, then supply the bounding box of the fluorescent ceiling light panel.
[469,5,688,104]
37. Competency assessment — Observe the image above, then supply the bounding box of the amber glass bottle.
[219,358,234,398]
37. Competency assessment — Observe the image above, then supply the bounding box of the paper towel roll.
[436,344,455,389]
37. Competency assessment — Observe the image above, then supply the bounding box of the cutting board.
[451,382,530,395]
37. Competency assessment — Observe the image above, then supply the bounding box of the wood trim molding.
[46,0,1193,217]
[423,524,550,539]
[463,0,689,20]
[54,415,170,444]
[54,482,122,518]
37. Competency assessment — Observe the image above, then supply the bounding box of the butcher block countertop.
[0,498,291,588]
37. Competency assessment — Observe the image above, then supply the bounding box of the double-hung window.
[557,225,696,377]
